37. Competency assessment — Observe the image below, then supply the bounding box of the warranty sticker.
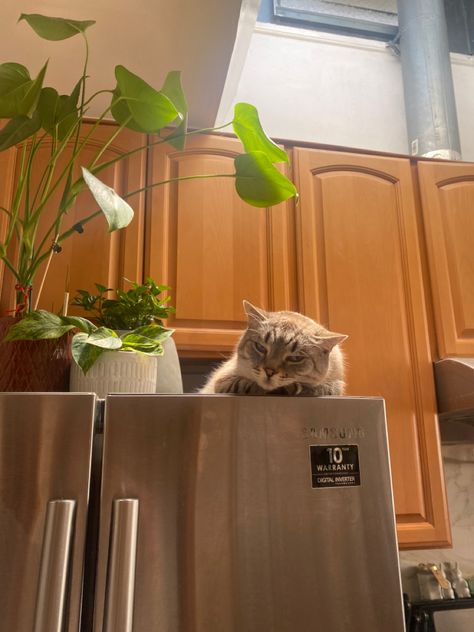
[310,444,360,488]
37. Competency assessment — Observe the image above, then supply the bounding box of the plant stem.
[89,119,234,177]
[28,170,237,277]
[123,172,236,200]
[33,232,59,310]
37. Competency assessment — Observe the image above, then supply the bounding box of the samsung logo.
[302,427,365,440]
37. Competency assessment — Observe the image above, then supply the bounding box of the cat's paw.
[217,376,265,394]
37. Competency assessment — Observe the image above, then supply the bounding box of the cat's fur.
[200,301,348,395]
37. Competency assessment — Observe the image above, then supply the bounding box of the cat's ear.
[243,300,267,324]
[318,334,348,352]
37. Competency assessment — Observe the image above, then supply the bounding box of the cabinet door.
[145,134,296,354]
[417,161,474,357]
[0,124,147,314]
[294,148,450,549]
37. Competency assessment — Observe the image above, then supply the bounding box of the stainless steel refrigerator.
[0,393,406,632]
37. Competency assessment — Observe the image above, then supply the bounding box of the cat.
[199,300,348,396]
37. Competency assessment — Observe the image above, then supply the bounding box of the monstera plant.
[0,13,297,387]
[0,13,297,318]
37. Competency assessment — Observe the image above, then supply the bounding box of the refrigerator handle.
[103,498,139,632]
[34,499,76,632]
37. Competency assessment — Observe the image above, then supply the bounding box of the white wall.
[399,445,474,599]
[222,22,474,160]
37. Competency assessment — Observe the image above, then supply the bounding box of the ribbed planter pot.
[0,316,71,392]
[69,337,183,397]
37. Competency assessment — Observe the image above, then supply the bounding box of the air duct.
[397,0,462,159]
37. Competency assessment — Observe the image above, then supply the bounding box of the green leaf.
[71,332,106,374]
[60,314,96,334]
[0,61,47,117]
[38,80,80,140]
[82,327,122,349]
[0,112,41,151]
[121,334,164,353]
[121,324,173,352]
[81,167,134,231]
[130,324,174,342]
[0,62,29,91]
[233,103,288,164]
[37,87,59,134]
[234,151,298,208]
[111,65,180,133]
[4,309,75,340]
[161,71,188,150]
[19,13,96,41]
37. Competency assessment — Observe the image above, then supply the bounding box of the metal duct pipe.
[397,0,462,159]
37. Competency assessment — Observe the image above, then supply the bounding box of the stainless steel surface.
[103,499,139,632]
[434,358,474,443]
[94,395,406,632]
[34,500,76,632]
[0,393,96,632]
[397,0,461,158]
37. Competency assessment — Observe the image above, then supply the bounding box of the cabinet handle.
[103,498,139,632]
[34,499,76,632]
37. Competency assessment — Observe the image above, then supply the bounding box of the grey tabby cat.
[200,301,348,395]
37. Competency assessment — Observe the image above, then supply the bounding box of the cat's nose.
[264,367,276,377]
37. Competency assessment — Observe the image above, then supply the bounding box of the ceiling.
[0,0,251,127]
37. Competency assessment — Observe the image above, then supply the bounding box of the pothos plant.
[6,278,175,373]
[0,13,297,371]
[0,13,297,311]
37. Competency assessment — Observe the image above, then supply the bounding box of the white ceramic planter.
[155,337,183,393]
[69,336,183,397]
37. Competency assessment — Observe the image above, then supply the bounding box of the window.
[258,0,474,53]
[271,0,397,40]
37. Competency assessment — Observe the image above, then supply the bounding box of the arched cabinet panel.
[145,134,296,354]
[418,162,474,356]
[294,148,450,549]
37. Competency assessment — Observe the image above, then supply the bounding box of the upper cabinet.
[0,123,147,314]
[417,161,474,357]
[145,134,297,354]
[293,148,450,549]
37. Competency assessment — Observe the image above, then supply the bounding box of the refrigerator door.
[95,395,406,632]
[0,393,96,632]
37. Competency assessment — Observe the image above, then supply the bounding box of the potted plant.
[0,13,297,391]
[66,277,181,395]
[6,277,182,396]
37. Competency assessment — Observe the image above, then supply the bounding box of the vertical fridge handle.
[103,498,139,632]
[34,499,76,632]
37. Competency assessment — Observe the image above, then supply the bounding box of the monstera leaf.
[234,151,297,207]
[0,61,47,118]
[19,13,96,40]
[81,168,134,231]
[161,71,188,150]
[233,103,288,164]
[111,65,181,133]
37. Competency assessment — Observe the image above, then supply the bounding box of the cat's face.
[237,301,346,392]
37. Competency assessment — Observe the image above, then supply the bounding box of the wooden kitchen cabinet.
[293,147,451,549]
[417,161,474,357]
[0,123,147,314]
[145,134,297,354]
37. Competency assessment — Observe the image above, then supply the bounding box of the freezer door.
[0,393,96,632]
[95,395,406,632]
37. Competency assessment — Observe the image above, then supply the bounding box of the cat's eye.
[286,355,305,363]
[254,341,266,354]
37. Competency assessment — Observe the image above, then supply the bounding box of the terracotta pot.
[0,316,72,392]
